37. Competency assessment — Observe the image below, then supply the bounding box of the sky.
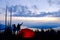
[0,0,60,29]
[0,0,60,12]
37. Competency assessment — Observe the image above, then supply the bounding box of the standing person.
[13,24,16,34]
[17,22,23,31]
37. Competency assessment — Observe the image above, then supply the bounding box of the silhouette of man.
[17,22,23,31]
[13,24,16,34]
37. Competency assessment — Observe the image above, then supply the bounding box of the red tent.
[18,28,35,38]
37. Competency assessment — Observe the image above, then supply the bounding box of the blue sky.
[0,0,60,13]
[0,0,60,29]
[0,0,60,17]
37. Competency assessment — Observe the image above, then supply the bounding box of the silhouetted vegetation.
[0,23,60,40]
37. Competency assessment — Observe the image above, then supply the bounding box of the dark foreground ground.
[0,28,60,40]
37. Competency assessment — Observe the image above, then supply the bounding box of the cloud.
[0,8,5,14]
[40,10,60,17]
[0,12,1,14]
[48,0,60,5]
[6,5,60,17]
[32,5,38,9]
[53,27,60,31]
[23,22,60,29]
[8,5,37,17]
[21,26,28,29]
[13,10,60,17]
